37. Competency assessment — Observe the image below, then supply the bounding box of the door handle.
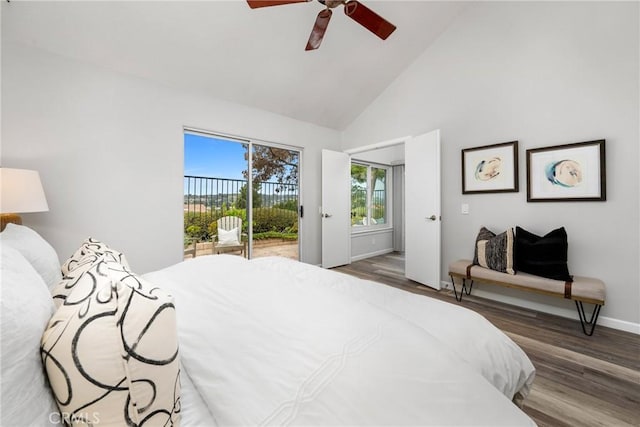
[322,213,332,218]
[426,215,437,221]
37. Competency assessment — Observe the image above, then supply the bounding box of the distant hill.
[184,193,296,208]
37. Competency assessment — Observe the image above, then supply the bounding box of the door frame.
[343,136,411,156]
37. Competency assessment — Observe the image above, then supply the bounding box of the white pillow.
[218,227,240,246]
[1,244,60,426]
[42,256,181,426]
[0,223,61,290]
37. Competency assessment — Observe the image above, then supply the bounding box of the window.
[351,162,389,228]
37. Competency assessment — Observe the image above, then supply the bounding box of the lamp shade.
[0,168,49,213]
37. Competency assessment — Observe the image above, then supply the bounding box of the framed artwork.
[526,139,606,202]
[462,141,519,194]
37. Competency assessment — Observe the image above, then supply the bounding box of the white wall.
[351,229,394,261]
[1,43,341,272]
[342,2,640,330]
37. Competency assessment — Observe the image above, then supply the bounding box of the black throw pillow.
[514,226,572,282]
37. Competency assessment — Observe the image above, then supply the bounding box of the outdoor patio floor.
[185,239,298,261]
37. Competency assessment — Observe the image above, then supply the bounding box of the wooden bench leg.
[450,275,474,302]
[575,301,602,336]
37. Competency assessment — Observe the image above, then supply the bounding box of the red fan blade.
[305,9,332,51]
[343,0,396,40]
[247,0,309,9]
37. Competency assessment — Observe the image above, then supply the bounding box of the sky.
[184,133,248,180]
[184,132,300,197]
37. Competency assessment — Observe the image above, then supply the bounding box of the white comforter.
[144,255,536,426]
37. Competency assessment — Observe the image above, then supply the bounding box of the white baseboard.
[441,280,640,335]
[351,248,394,263]
[598,317,640,335]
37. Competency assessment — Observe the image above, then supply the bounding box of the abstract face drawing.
[474,157,502,181]
[545,159,582,187]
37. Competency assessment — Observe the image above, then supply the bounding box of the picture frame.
[526,139,606,202]
[462,141,519,194]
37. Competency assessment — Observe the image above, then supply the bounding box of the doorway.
[183,129,301,260]
[323,131,441,289]
[349,144,404,259]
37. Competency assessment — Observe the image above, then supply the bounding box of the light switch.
[461,204,469,215]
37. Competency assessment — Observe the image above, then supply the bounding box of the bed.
[1,224,536,426]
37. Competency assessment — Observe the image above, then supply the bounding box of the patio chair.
[183,237,198,259]
[213,216,247,257]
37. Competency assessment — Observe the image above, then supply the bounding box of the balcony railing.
[184,175,299,242]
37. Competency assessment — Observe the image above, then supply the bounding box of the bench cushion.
[449,259,605,305]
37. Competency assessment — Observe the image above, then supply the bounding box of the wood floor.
[334,252,640,427]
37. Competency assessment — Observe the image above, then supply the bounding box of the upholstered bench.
[448,259,606,336]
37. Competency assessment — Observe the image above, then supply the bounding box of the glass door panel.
[183,132,248,258]
[250,144,300,260]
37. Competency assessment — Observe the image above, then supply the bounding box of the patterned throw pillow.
[51,252,100,308]
[53,238,130,308]
[41,256,181,426]
[472,226,496,266]
[473,227,515,275]
[515,226,572,282]
[61,237,129,275]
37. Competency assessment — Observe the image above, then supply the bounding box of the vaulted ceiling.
[2,1,467,130]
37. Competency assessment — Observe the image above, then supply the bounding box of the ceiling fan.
[246,0,396,51]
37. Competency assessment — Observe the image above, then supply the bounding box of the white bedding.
[250,256,535,401]
[144,255,536,426]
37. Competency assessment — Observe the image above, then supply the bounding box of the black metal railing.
[184,176,298,210]
[184,176,299,242]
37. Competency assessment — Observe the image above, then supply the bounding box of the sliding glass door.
[183,130,300,260]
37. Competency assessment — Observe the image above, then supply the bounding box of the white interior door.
[321,149,351,268]
[405,130,441,289]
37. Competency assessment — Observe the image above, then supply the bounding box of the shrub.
[252,208,297,233]
[184,212,216,241]
[184,207,298,241]
[253,231,298,241]
[273,199,298,211]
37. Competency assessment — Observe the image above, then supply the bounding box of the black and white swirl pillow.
[53,238,130,308]
[61,237,130,276]
[41,256,181,426]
